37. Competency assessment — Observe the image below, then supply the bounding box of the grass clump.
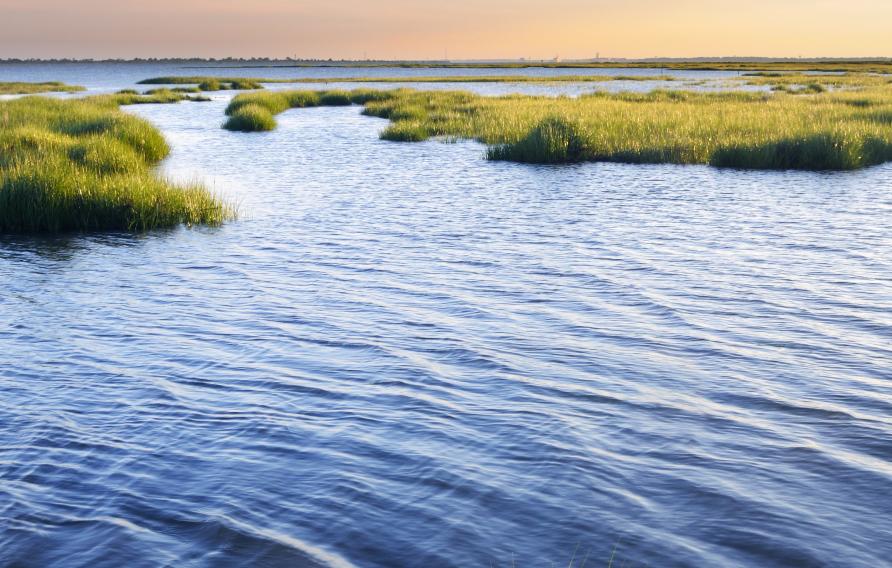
[741,72,890,92]
[228,79,263,90]
[347,89,401,104]
[99,89,211,105]
[225,91,292,116]
[140,77,265,91]
[198,79,222,91]
[380,121,429,142]
[286,91,323,108]
[222,90,367,132]
[709,133,868,170]
[804,83,827,94]
[197,78,262,91]
[0,96,233,233]
[0,81,85,95]
[318,90,353,105]
[223,104,277,132]
[284,75,678,84]
[488,117,586,163]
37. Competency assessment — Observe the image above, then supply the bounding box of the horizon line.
[2,56,892,64]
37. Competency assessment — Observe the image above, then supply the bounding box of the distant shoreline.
[1,57,891,67]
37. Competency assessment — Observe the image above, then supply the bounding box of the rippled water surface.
[2,64,892,567]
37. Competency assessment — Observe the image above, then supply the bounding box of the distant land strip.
[3,58,892,73]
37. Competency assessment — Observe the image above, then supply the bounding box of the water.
[2,65,892,567]
[0,62,756,97]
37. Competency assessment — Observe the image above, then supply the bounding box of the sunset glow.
[2,0,891,59]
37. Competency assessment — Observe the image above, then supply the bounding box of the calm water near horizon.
[1,64,891,567]
[0,62,758,98]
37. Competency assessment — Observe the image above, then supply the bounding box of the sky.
[1,0,890,60]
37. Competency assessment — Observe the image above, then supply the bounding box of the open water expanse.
[1,63,891,567]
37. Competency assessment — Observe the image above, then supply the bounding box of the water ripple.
[2,70,892,567]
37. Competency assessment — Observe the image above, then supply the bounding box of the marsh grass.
[223,104,278,132]
[141,75,678,88]
[222,89,393,131]
[122,89,211,104]
[741,72,889,91]
[197,78,262,91]
[0,81,85,95]
[139,77,265,90]
[224,84,892,170]
[318,90,353,105]
[280,75,678,83]
[0,96,233,233]
[487,117,586,163]
[113,89,209,104]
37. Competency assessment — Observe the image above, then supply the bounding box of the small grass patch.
[223,104,278,132]
[740,72,891,91]
[221,90,366,131]
[0,96,233,233]
[0,81,85,95]
[124,89,210,103]
[139,77,265,90]
[140,74,678,88]
[283,75,678,84]
[487,116,586,163]
[318,90,353,105]
[380,121,429,142]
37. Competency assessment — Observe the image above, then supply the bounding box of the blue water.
[1,64,892,567]
[0,62,755,98]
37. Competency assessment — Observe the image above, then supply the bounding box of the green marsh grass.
[139,77,264,90]
[0,96,233,233]
[318,90,353,105]
[198,79,222,91]
[223,104,278,132]
[140,74,678,88]
[123,89,211,104]
[0,81,85,95]
[309,74,677,83]
[223,85,892,170]
[741,72,890,91]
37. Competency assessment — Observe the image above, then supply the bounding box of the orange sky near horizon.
[1,0,890,60]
